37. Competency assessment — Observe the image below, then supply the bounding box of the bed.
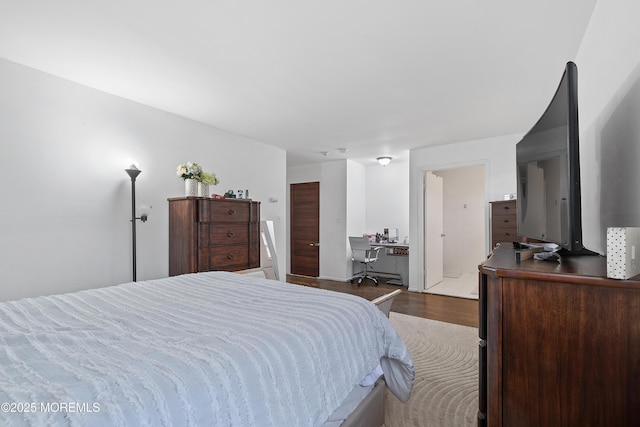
[0,271,414,426]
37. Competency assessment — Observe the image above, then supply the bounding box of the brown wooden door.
[290,182,320,277]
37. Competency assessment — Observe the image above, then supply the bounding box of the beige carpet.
[385,312,478,427]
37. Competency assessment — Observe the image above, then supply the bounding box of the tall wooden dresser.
[478,244,640,426]
[489,200,519,248]
[168,197,260,276]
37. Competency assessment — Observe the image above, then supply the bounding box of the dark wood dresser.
[478,244,640,426]
[489,200,519,249]
[168,197,260,276]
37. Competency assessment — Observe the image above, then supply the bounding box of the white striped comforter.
[0,272,414,426]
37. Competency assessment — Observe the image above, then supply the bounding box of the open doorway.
[423,164,486,299]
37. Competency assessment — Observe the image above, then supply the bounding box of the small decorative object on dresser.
[198,171,219,198]
[176,162,203,197]
[184,178,198,196]
[197,182,209,197]
[176,162,219,198]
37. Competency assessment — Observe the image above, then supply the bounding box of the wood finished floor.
[286,274,478,328]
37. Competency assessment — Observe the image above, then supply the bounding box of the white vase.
[185,179,198,197]
[197,182,210,197]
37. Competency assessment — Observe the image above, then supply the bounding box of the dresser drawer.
[492,227,518,244]
[199,245,250,271]
[491,200,516,215]
[199,200,252,223]
[493,214,517,228]
[199,223,249,247]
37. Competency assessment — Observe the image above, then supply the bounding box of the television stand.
[478,244,640,426]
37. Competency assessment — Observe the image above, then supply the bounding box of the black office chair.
[349,236,381,286]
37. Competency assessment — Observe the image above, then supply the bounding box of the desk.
[354,243,409,285]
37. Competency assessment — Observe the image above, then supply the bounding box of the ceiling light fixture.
[377,156,392,166]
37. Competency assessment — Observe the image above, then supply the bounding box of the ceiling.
[0,0,597,166]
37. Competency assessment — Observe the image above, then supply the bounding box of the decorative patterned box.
[607,227,640,279]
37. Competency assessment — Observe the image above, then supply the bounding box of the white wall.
[0,59,287,301]
[365,160,410,243]
[409,134,519,291]
[575,0,640,254]
[320,161,349,281]
[346,160,367,279]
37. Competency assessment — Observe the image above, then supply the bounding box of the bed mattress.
[0,272,413,426]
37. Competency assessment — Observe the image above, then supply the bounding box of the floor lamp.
[125,165,148,282]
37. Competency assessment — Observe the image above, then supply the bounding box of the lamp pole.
[125,165,142,282]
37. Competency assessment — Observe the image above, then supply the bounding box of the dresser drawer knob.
[227,230,235,237]
[227,253,235,259]
[503,219,510,223]
[228,208,236,216]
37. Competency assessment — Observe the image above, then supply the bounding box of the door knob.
[309,242,320,247]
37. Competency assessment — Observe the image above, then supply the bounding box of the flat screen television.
[516,61,595,255]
